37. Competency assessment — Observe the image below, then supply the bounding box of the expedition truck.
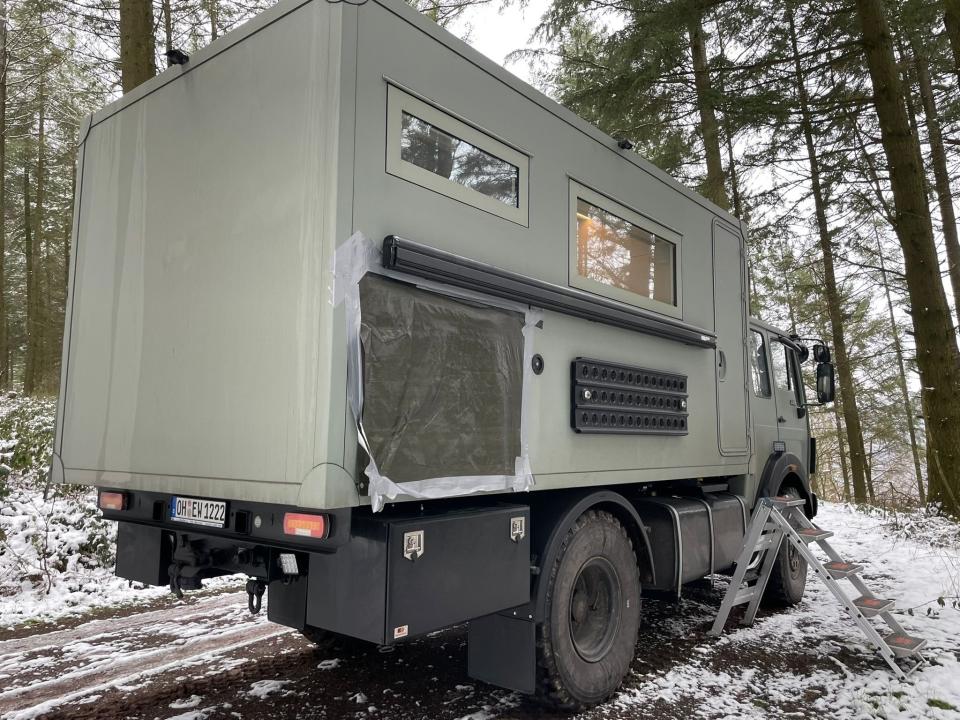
[51,0,837,709]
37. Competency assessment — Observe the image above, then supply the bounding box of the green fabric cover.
[359,274,524,483]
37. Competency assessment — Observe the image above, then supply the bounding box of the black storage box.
[304,504,531,644]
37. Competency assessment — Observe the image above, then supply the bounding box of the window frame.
[771,338,804,408]
[568,181,683,319]
[386,84,529,226]
[750,329,772,399]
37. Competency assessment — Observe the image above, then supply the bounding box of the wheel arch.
[756,451,815,518]
[529,489,654,622]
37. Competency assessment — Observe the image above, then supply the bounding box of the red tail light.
[283,512,328,539]
[98,491,127,511]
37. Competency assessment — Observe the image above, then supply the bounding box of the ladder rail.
[707,501,774,636]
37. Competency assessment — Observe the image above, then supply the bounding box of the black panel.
[382,235,716,348]
[116,521,172,586]
[359,274,523,482]
[468,613,536,694]
[571,358,689,435]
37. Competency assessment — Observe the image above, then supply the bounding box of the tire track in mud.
[0,591,248,659]
[0,622,292,719]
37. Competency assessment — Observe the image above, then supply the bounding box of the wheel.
[536,510,641,711]
[764,486,808,606]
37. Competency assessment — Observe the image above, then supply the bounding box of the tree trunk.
[833,395,851,501]
[853,0,960,517]
[687,3,728,210]
[945,0,960,81]
[715,22,742,218]
[119,0,156,94]
[877,235,925,503]
[23,168,35,396]
[162,0,173,58]
[787,3,870,503]
[0,0,8,390]
[910,37,960,330]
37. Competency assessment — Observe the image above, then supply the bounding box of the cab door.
[769,338,808,463]
[748,328,779,473]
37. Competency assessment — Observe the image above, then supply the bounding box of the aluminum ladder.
[708,496,926,679]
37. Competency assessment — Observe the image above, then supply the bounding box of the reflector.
[283,512,327,539]
[98,491,127,511]
[278,553,299,576]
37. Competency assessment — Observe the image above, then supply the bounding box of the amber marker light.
[283,512,328,539]
[98,491,127,511]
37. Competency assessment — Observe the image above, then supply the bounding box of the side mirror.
[812,344,831,363]
[816,362,835,404]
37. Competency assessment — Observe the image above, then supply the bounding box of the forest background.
[3,0,960,516]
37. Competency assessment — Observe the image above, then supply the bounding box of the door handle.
[777,416,786,424]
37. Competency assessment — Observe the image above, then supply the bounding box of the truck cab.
[748,318,835,515]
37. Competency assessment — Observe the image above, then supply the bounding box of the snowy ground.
[0,500,956,719]
[1,397,958,718]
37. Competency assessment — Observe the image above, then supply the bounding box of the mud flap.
[116,522,172,586]
[467,613,536,694]
[268,572,309,630]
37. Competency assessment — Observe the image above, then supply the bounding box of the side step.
[797,527,833,543]
[853,596,895,618]
[824,561,863,579]
[885,634,927,658]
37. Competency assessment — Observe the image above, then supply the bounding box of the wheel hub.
[569,556,621,663]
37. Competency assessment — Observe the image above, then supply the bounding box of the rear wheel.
[765,487,808,606]
[536,510,641,711]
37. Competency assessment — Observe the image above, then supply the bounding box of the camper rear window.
[386,85,529,226]
[570,185,678,312]
[400,112,520,207]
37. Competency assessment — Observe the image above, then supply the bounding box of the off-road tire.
[764,487,808,606]
[535,510,641,712]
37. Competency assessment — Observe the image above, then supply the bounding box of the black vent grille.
[571,358,689,435]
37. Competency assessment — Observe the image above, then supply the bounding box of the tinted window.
[574,199,676,305]
[400,112,520,207]
[750,331,771,398]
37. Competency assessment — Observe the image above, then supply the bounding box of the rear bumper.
[99,488,352,553]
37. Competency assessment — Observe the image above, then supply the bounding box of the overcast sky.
[446,0,553,86]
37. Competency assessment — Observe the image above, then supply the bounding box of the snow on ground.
[590,502,960,720]
[1,395,958,718]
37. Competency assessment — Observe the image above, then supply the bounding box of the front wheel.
[536,510,641,711]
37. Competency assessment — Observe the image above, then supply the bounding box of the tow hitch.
[246,578,266,614]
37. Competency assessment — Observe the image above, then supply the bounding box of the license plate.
[170,496,227,528]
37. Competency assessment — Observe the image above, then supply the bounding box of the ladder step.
[733,586,758,605]
[823,561,863,578]
[797,527,833,542]
[852,596,895,617]
[770,495,806,508]
[884,634,927,658]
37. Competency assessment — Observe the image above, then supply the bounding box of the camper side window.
[386,85,529,226]
[750,331,771,398]
[569,183,680,315]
